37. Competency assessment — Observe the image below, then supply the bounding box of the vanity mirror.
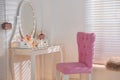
[18,0,36,38]
[10,0,37,48]
[10,0,48,48]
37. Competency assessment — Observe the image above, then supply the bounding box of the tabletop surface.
[10,45,61,55]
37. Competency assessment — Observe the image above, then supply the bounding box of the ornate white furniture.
[9,0,63,80]
[10,45,63,80]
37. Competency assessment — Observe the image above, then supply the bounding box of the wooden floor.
[70,78,80,80]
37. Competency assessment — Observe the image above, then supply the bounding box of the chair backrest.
[77,32,95,67]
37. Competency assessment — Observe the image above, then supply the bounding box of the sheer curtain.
[86,0,120,64]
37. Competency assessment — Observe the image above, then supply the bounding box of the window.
[86,0,120,64]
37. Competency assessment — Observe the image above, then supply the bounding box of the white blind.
[0,0,7,80]
[86,0,120,63]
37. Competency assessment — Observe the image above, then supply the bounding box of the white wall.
[40,0,86,62]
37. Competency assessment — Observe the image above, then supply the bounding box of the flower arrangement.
[21,34,37,48]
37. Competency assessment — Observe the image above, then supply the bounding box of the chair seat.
[56,62,92,74]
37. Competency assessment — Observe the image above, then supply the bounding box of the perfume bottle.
[38,31,48,48]
[38,31,45,40]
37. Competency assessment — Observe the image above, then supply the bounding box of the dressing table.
[10,45,63,80]
[9,0,63,80]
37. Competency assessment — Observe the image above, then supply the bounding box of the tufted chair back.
[77,32,95,67]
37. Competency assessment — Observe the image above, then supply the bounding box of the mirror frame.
[17,0,36,38]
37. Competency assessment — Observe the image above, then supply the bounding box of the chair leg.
[56,70,61,80]
[63,75,69,80]
[80,74,81,80]
[88,73,92,80]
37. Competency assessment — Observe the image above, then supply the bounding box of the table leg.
[30,54,36,80]
[60,47,63,62]
[9,50,15,80]
[41,55,45,80]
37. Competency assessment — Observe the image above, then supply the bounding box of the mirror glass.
[21,3,34,35]
[19,0,36,38]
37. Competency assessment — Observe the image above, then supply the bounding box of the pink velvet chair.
[56,32,95,80]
